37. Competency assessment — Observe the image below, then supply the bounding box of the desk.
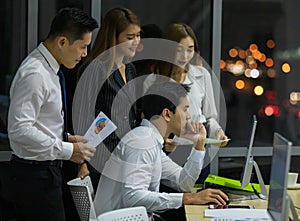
[185,188,300,221]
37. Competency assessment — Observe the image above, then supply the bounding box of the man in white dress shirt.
[94,82,228,220]
[1,8,98,221]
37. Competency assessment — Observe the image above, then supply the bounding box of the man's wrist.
[182,193,193,205]
[194,145,205,151]
[194,140,205,151]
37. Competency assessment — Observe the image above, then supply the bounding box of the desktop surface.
[185,186,300,221]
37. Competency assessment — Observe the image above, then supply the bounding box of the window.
[221,0,300,147]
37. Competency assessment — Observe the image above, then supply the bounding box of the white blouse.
[143,64,222,138]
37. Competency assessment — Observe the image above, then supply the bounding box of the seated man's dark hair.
[142,81,190,120]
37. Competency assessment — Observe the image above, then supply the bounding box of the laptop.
[206,132,293,220]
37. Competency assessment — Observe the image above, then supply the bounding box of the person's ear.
[162,108,171,122]
[57,36,67,48]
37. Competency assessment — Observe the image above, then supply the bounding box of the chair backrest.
[67,176,94,198]
[97,206,148,221]
[67,176,97,221]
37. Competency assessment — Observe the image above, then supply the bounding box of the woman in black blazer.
[75,7,141,189]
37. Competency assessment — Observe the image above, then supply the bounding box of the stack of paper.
[205,208,272,220]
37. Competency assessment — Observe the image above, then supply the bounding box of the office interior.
[0,0,300,219]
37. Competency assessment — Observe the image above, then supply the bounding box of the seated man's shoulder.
[120,126,160,150]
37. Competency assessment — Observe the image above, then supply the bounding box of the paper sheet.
[172,136,194,145]
[205,208,271,220]
[84,112,117,147]
[172,136,230,145]
[205,138,231,144]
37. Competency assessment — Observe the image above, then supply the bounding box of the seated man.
[94,81,228,219]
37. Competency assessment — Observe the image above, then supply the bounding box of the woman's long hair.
[157,23,201,78]
[79,7,140,77]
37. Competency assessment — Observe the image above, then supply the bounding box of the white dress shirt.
[143,64,222,138]
[8,43,73,161]
[94,119,205,219]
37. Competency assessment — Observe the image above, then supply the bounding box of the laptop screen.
[268,133,292,220]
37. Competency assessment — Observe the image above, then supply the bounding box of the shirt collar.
[141,119,164,145]
[38,42,60,74]
[183,74,193,85]
[190,64,204,77]
[183,64,205,85]
[183,64,193,85]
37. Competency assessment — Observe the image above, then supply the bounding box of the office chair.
[67,176,97,221]
[97,206,148,221]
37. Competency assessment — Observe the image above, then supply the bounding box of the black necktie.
[57,70,68,141]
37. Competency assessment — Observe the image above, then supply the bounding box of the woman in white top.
[143,23,228,150]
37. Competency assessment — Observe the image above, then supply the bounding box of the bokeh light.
[258,53,266,62]
[290,91,300,103]
[267,69,276,78]
[254,85,264,96]
[244,68,251,78]
[229,48,238,58]
[235,80,245,89]
[220,59,226,69]
[249,43,258,52]
[265,58,274,67]
[265,106,274,116]
[266,39,275,49]
[282,63,291,73]
[238,49,246,59]
[264,105,279,116]
[250,69,260,78]
[246,56,255,64]
[249,62,257,69]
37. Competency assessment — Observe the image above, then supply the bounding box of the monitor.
[268,132,292,221]
[240,115,257,187]
[240,115,267,197]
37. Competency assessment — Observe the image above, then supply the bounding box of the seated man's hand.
[182,188,229,205]
[163,137,178,153]
[182,122,207,151]
[216,129,228,147]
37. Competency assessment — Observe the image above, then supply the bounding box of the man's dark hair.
[47,7,98,44]
[142,81,190,120]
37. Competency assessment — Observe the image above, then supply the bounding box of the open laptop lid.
[268,132,292,220]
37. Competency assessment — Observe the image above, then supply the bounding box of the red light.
[264,105,280,116]
[298,111,300,119]
[265,106,274,116]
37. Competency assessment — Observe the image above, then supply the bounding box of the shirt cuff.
[60,141,74,160]
[188,148,205,162]
[168,193,184,208]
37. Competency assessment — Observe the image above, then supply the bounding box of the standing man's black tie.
[57,69,69,141]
